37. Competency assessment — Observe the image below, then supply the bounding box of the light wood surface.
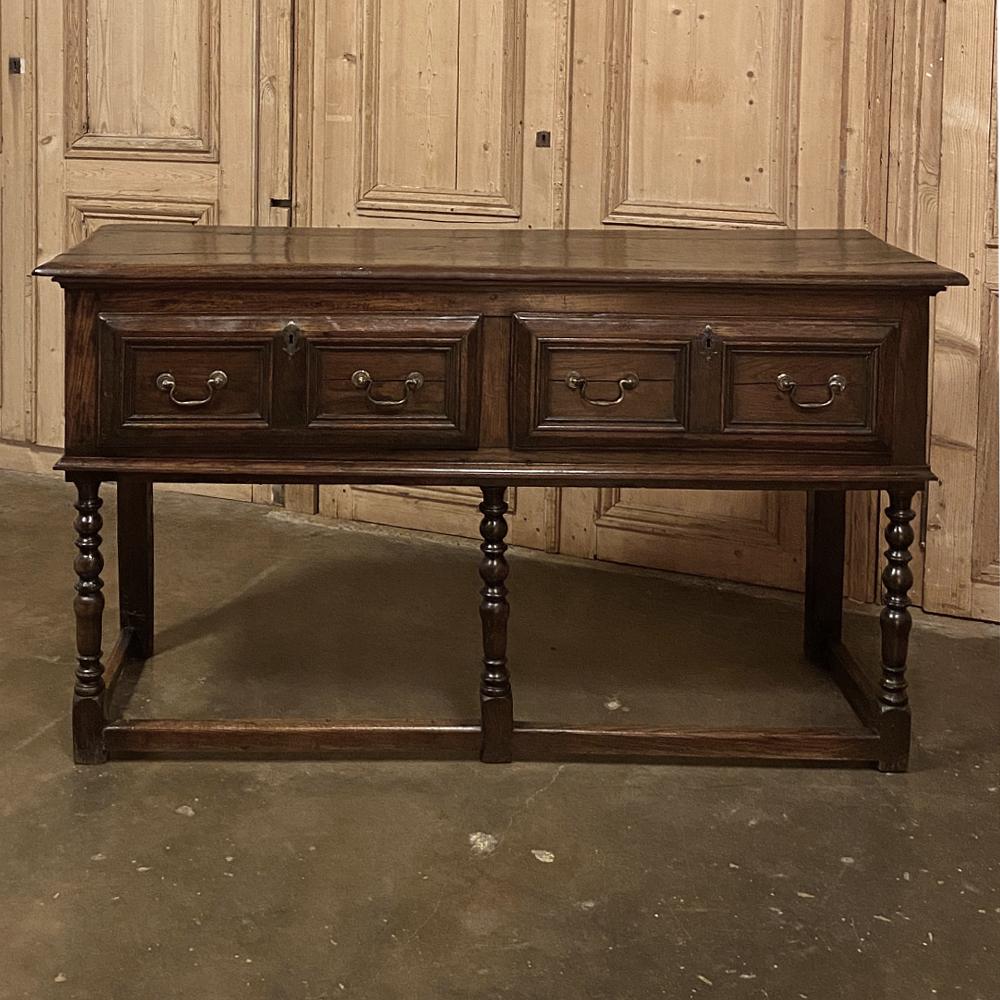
[923,0,999,621]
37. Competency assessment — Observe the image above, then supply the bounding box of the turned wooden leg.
[877,489,916,772]
[117,477,154,659]
[803,490,846,662]
[72,477,108,764]
[478,486,512,762]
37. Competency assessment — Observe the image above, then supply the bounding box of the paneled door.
[923,3,999,622]
[561,0,886,594]
[33,0,283,501]
[295,0,573,548]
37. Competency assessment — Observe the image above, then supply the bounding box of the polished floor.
[1,471,997,999]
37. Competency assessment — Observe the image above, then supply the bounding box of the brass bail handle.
[351,369,425,407]
[564,370,640,407]
[155,370,228,408]
[776,372,847,410]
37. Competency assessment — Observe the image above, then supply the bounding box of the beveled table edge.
[55,455,935,491]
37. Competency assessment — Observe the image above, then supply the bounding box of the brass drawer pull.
[351,369,425,407]
[776,372,847,410]
[155,369,228,407]
[565,371,639,407]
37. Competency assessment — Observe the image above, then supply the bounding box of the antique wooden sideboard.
[36,226,965,769]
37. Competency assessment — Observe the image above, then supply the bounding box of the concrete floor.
[0,470,997,1000]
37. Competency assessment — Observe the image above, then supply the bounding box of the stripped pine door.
[0,2,35,445]
[32,0,289,501]
[295,0,572,548]
[923,0,999,622]
[560,0,894,595]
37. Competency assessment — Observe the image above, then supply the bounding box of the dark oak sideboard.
[35,226,966,769]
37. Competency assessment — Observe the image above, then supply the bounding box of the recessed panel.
[66,0,218,158]
[359,0,525,216]
[514,314,690,447]
[305,315,481,448]
[606,0,799,226]
[124,343,267,424]
[725,348,875,430]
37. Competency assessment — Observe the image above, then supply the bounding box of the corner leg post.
[478,485,512,762]
[877,489,916,772]
[804,490,846,662]
[72,476,108,764]
[117,477,154,659]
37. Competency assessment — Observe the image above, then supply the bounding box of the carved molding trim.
[64,0,220,161]
[65,196,217,245]
[601,0,803,229]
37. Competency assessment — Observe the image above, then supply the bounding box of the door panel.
[560,487,805,590]
[924,12,998,622]
[297,0,572,546]
[601,0,799,228]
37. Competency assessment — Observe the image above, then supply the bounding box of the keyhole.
[282,321,301,356]
[699,324,719,360]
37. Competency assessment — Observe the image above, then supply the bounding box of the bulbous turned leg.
[72,477,108,764]
[877,489,916,772]
[478,486,512,762]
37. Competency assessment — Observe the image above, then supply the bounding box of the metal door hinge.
[8,56,26,75]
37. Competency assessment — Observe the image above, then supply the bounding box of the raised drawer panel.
[313,348,450,418]
[305,316,480,447]
[718,321,896,444]
[542,347,681,421]
[513,314,689,447]
[100,315,277,443]
[726,348,875,429]
[125,344,269,424]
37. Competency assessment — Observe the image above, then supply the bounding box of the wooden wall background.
[0,0,995,621]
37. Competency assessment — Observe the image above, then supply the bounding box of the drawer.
[726,349,873,428]
[122,343,269,424]
[513,315,689,447]
[98,313,480,451]
[305,316,480,446]
[718,321,896,442]
[101,317,275,436]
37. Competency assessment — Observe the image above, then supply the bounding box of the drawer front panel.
[719,321,895,443]
[313,348,450,418]
[305,316,480,446]
[101,315,276,441]
[99,313,480,452]
[727,349,874,428]
[124,343,269,424]
[542,347,680,421]
[514,315,689,447]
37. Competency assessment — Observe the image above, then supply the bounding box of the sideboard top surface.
[36,225,967,289]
